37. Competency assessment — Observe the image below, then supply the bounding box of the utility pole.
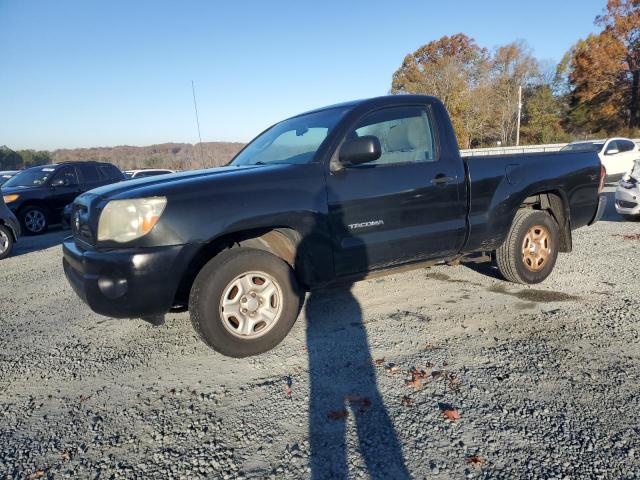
[516,85,522,147]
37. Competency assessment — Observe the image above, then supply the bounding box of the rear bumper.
[62,238,197,318]
[588,195,607,225]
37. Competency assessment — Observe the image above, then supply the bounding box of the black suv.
[1,162,124,235]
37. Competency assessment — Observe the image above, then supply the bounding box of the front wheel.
[20,205,49,235]
[495,209,559,284]
[189,248,302,357]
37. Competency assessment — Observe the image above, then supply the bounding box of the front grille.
[616,200,637,209]
[72,204,94,243]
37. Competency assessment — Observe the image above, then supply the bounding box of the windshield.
[3,166,57,187]
[230,107,348,166]
[0,174,15,186]
[561,142,604,152]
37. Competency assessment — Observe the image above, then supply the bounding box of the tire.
[0,225,14,260]
[20,205,49,235]
[189,248,302,358]
[495,209,559,284]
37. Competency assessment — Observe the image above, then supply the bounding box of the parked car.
[615,158,640,220]
[2,161,124,235]
[63,95,605,357]
[124,169,175,179]
[561,138,639,180]
[0,171,19,186]
[0,194,20,259]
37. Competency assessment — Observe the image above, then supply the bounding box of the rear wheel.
[0,225,14,260]
[20,205,49,235]
[495,209,559,284]
[189,248,302,357]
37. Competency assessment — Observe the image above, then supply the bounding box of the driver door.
[50,166,81,215]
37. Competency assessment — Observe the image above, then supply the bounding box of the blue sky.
[1,0,605,150]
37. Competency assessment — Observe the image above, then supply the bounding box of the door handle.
[430,175,455,186]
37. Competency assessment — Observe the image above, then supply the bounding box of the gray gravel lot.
[1,187,639,479]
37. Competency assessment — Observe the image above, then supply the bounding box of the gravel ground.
[1,187,639,479]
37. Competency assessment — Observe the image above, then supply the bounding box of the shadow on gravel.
[305,287,409,479]
[301,185,409,480]
[11,226,68,258]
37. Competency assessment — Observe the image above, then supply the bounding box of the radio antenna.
[191,80,206,167]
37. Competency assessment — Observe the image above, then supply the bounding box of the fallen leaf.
[327,409,349,420]
[385,365,399,374]
[424,343,434,349]
[29,471,45,479]
[402,395,413,406]
[409,367,428,379]
[284,384,292,397]
[79,394,91,403]
[374,358,385,366]
[405,377,422,390]
[466,455,486,466]
[442,408,461,420]
[61,450,72,461]
[168,388,176,395]
[425,361,434,368]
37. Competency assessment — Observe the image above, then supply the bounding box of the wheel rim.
[25,210,46,233]
[522,224,552,272]
[219,270,283,339]
[0,229,8,254]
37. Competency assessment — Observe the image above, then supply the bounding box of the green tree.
[521,85,568,144]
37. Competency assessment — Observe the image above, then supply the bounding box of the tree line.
[391,0,640,148]
[0,146,52,171]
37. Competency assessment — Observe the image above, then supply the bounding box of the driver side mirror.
[337,136,382,169]
[605,148,620,155]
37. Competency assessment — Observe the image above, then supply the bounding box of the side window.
[79,164,101,183]
[99,165,123,180]
[51,166,79,186]
[620,140,636,152]
[606,140,620,153]
[348,106,437,166]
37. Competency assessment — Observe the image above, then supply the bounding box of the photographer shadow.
[299,200,410,479]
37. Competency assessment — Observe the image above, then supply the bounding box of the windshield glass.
[230,107,348,166]
[561,142,604,152]
[3,166,57,187]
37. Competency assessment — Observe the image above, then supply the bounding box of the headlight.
[97,197,167,243]
[3,194,19,204]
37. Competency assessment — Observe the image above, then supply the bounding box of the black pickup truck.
[63,95,606,357]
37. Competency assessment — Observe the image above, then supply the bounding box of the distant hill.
[50,142,246,171]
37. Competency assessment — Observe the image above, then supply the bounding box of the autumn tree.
[521,85,568,144]
[564,0,640,133]
[391,33,491,148]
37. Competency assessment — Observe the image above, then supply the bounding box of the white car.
[561,138,639,180]
[615,158,640,220]
[124,169,175,180]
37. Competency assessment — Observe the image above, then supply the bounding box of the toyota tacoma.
[62,95,606,357]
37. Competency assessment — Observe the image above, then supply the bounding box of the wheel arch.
[173,226,305,308]
[518,189,572,252]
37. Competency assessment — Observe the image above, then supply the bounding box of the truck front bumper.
[62,238,197,319]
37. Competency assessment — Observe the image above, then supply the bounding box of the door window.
[605,140,620,154]
[51,167,78,187]
[79,164,101,183]
[619,140,636,152]
[347,106,437,166]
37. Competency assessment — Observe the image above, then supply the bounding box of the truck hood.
[84,164,270,201]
